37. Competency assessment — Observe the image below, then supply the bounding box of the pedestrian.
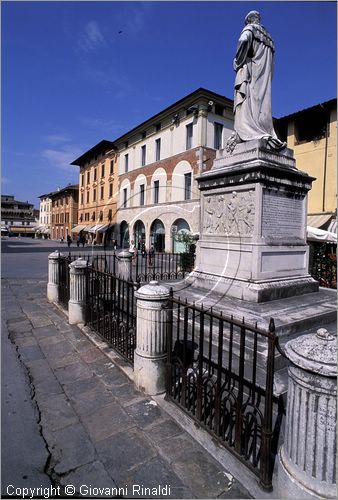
[113,239,117,251]
[148,246,155,266]
[60,236,64,243]
[81,235,86,248]
[129,240,137,264]
[141,242,147,258]
[76,234,81,247]
[67,235,72,247]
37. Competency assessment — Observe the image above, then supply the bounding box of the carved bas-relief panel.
[203,190,255,237]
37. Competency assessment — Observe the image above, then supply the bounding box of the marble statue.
[226,11,286,153]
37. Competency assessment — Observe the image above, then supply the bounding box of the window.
[186,123,193,150]
[60,214,64,224]
[109,183,113,198]
[123,188,127,208]
[94,168,97,181]
[81,174,84,186]
[154,180,159,204]
[85,213,89,222]
[92,211,95,221]
[100,186,104,199]
[155,138,161,162]
[110,160,114,175]
[65,213,69,223]
[86,191,89,204]
[140,184,145,206]
[124,154,129,173]
[108,209,112,221]
[79,213,83,222]
[101,164,105,177]
[214,122,223,149]
[87,171,90,183]
[141,145,146,166]
[215,104,224,116]
[99,210,103,221]
[184,172,192,200]
[93,189,96,202]
[80,194,84,205]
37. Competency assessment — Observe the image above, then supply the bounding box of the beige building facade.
[275,99,337,231]
[114,88,234,252]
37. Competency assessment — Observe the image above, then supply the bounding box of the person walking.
[148,246,155,267]
[67,235,72,247]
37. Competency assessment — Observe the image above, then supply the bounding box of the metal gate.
[58,255,71,310]
[86,268,139,364]
[165,290,284,491]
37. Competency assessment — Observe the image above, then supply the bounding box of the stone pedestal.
[190,139,318,302]
[278,328,337,499]
[47,250,66,303]
[134,281,170,395]
[118,250,132,281]
[68,258,89,325]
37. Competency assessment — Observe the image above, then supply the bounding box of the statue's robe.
[233,22,279,142]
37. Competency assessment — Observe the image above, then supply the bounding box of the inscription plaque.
[262,190,304,238]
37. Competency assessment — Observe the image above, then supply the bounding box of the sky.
[2,1,337,208]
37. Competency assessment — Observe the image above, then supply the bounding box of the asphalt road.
[1,238,111,280]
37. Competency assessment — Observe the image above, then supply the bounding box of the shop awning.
[83,224,95,232]
[307,226,337,243]
[9,227,36,233]
[327,218,337,234]
[307,214,333,229]
[97,223,114,233]
[88,224,106,233]
[71,224,87,233]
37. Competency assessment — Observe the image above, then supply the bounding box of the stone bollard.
[47,250,66,303]
[278,328,337,499]
[134,281,170,395]
[118,250,133,281]
[68,258,89,325]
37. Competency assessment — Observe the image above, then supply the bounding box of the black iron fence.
[66,251,195,283]
[165,290,284,492]
[86,268,140,364]
[58,255,71,310]
[134,251,195,282]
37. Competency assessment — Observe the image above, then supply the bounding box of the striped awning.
[88,224,106,233]
[71,224,87,233]
[307,214,333,229]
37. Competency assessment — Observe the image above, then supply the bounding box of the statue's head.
[245,11,261,25]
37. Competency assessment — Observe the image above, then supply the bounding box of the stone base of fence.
[134,353,167,395]
[134,281,169,395]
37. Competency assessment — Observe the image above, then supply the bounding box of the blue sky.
[2,1,337,208]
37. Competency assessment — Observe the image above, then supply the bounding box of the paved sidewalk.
[2,278,251,499]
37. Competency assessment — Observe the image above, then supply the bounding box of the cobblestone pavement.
[2,278,251,499]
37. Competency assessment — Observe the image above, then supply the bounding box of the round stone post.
[278,328,337,499]
[68,258,89,325]
[47,250,65,303]
[118,250,133,281]
[134,281,170,395]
